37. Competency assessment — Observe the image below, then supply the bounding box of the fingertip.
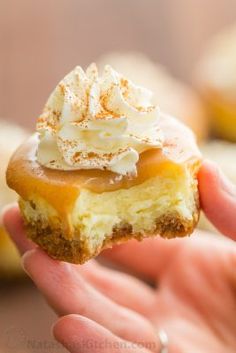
[198,160,219,206]
[21,248,38,274]
[52,314,95,351]
[199,159,236,201]
[1,204,35,255]
[21,247,58,275]
[52,315,77,350]
[21,247,76,295]
[53,314,84,333]
[52,314,77,340]
[198,159,219,186]
[1,203,20,228]
[198,159,236,239]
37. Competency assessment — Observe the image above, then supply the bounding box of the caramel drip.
[6,115,201,224]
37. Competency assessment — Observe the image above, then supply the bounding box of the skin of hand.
[2,160,236,353]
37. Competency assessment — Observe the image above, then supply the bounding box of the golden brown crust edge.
[19,198,200,264]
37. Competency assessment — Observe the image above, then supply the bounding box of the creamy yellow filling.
[20,167,197,251]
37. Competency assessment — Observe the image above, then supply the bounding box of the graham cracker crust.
[20,208,199,264]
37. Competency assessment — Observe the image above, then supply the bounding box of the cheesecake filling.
[20,166,198,250]
[37,64,164,176]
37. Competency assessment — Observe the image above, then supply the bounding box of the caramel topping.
[6,115,201,226]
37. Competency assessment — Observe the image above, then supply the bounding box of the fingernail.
[21,248,37,276]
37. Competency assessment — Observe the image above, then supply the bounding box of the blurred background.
[1,0,236,352]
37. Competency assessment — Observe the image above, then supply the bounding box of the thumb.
[198,160,236,240]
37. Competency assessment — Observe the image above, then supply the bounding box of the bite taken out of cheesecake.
[6,64,202,264]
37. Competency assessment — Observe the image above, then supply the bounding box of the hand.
[3,161,236,353]
[199,160,236,240]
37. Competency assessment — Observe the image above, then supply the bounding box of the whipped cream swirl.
[36,64,164,176]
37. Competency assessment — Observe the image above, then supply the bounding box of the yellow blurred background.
[1,0,236,352]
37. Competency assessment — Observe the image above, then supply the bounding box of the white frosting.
[37,64,164,176]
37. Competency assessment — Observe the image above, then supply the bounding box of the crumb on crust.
[19,208,199,264]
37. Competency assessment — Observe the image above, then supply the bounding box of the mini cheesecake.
[196,25,236,142]
[6,65,201,264]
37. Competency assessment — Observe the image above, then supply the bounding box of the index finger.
[2,204,35,254]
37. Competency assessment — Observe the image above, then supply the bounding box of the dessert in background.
[7,64,201,264]
[0,120,28,278]
[98,52,208,141]
[196,25,236,142]
[199,140,236,234]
